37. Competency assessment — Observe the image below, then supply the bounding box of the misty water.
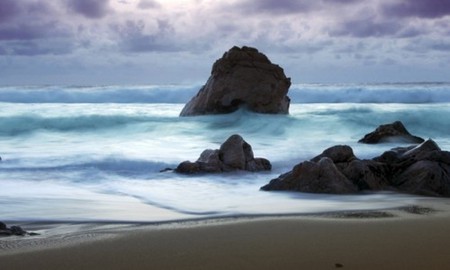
[1,83,449,222]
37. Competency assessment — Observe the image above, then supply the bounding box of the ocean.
[1,83,450,222]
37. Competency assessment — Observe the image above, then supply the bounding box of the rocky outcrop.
[175,134,271,174]
[359,121,424,144]
[261,139,450,197]
[262,157,358,194]
[180,46,291,116]
[0,221,35,236]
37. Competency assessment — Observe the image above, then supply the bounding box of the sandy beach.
[1,199,450,270]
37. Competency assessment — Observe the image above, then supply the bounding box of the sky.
[0,0,449,85]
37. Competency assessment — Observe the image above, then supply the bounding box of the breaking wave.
[0,82,449,104]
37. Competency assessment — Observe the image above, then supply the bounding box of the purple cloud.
[330,18,402,38]
[0,0,20,23]
[0,21,65,41]
[234,0,315,14]
[66,0,111,19]
[0,40,73,56]
[383,0,450,18]
[229,0,362,15]
[114,19,179,53]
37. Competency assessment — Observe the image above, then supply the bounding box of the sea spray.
[1,83,450,104]
[1,84,450,221]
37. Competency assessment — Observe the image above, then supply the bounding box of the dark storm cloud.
[0,1,74,55]
[0,1,72,41]
[0,21,67,41]
[383,0,450,18]
[230,0,361,15]
[66,0,111,19]
[0,0,20,23]
[114,19,179,53]
[235,0,315,14]
[330,18,402,38]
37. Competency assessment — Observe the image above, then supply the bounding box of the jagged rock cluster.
[180,46,291,116]
[0,221,31,236]
[261,139,450,197]
[175,134,271,174]
[175,47,449,197]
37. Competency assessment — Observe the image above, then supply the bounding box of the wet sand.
[1,200,450,270]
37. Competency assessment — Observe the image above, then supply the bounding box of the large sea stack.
[180,46,291,116]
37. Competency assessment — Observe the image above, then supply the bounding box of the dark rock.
[262,139,450,197]
[219,135,253,170]
[358,121,424,144]
[385,140,450,196]
[180,46,291,116]
[175,134,271,174]
[0,223,32,236]
[197,149,222,173]
[261,157,358,194]
[393,160,450,196]
[247,158,272,171]
[10,226,26,236]
[0,230,12,236]
[311,145,356,163]
[341,160,390,190]
[175,161,201,174]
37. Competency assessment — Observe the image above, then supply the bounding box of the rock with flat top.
[358,121,424,144]
[180,46,291,116]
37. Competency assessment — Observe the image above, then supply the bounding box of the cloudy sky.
[1,0,449,85]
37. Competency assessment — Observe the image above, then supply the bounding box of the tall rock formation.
[180,46,291,116]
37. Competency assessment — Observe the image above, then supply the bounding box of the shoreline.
[1,198,450,269]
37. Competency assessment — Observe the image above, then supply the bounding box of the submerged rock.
[261,139,450,197]
[358,121,424,144]
[180,46,291,116]
[175,134,271,174]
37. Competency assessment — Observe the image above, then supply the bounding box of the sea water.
[1,83,449,222]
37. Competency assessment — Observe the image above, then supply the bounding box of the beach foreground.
[1,199,450,270]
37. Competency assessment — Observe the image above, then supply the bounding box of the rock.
[261,157,358,194]
[383,139,450,196]
[180,46,291,116]
[341,160,390,190]
[219,134,254,170]
[197,149,222,173]
[0,222,33,236]
[175,134,271,174]
[10,226,26,236]
[175,161,201,174]
[311,145,356,163]
[247,158,272,172]
[0,221,12,236]
[358,121,424,144]
[262,139,450,197]
[392,160,450,196]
